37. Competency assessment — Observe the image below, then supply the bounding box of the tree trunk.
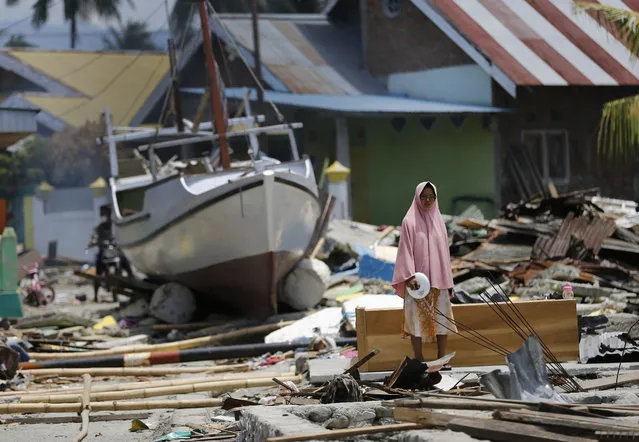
[70,16,77,49]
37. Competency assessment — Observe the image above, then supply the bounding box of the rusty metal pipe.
[19,338,357,370]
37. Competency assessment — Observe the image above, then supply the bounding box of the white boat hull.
[113,159,321,317]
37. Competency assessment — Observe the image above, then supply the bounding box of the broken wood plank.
[266,423,425,442]
[579,372,639,391]
[356,300,578,371]
[537,402,602,418]
[343,348,380,379]
[447,417,595,442]
[0,412,151,425]
[383,397,532,411]
[394,407,593,442]
[393,407,453,427]
[494,409,639,433]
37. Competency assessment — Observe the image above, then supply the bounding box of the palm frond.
[102,20,158,51]
[32,0,52,27]
[575,2,639,57]
[598,94,639,159]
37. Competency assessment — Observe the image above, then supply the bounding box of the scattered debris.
[1,190,639,441]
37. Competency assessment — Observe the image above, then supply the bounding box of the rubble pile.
[4,190,639,440]
[318,191,639,365]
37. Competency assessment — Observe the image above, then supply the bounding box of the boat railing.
[102,104,304,185]
[97,115,266,145]
[135,122,303,153]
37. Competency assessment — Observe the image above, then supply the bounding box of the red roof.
[415,0,639,86]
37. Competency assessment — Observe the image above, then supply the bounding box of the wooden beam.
[266,423,425,442]
[494,409,639,433]
[579,372,639,391]
[447,417,595,442]
[394,407,593,442]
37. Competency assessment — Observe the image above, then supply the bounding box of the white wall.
[32,188,108,261]
[388,64,493,106]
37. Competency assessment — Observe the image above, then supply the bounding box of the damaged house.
[0,48,174,259]
[178,9,505,225]
[183,0,639,225]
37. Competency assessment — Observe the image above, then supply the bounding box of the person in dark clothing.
[88,206,113,301]
[88,205,134,302]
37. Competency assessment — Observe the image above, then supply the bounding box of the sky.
[1,0,178,31]
[0,0,178,50]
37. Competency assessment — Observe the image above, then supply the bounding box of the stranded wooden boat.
[100,3,321,317]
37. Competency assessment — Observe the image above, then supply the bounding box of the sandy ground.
[1,277,238,442]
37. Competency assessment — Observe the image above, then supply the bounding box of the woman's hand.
[406,276,420,291]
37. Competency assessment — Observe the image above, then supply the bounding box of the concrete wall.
[388,65,493,106]
[31,188,107,260]
[363,0,471,78]
[301,112,496,224]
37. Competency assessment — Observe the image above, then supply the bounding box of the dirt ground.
[2,274,235,442]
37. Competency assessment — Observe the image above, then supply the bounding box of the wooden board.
[355,299,578,371]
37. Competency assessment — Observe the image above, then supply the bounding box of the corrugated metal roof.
[0,107,37,149]
[184,87,507,114]
[0,107,37,133]
[215,16,384,95]
[417,0,639,86]
[2,49,170,127]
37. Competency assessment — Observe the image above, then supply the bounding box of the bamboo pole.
[27,322,294,360]
[19,338,360,371]
[27,335,215,360]
[21,375,302,403]
[4,369,294,400]
[72,374,91,442]
[18,363,250,378]
[0,398,224,414]
[14,372,292,402]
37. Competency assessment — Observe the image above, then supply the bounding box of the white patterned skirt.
[402,288,458,343]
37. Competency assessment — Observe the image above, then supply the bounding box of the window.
[521,130,570,185]
[383,0,401,18]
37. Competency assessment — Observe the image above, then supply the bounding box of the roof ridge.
[1,47,168,56]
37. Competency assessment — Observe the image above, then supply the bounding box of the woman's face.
[419,186,436,210]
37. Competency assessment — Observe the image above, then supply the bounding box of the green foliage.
[576,2,639,158]
[4,34,35,48]
[102,20,159,51]
[0,121,109,192]
[45,120,110,187]
[0,136,46,195]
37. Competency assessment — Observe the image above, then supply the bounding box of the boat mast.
[251,0,267,153]
[197,0,231,170]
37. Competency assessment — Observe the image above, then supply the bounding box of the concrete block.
[239,402,391,440]
[564,388,639,405]
[238,406,325,442]
[398,429,487,442]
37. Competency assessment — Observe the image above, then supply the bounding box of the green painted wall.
[359,116,496,225]
[297,112,496,226]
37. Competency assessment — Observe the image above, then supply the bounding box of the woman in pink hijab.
[392,182,457,366]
